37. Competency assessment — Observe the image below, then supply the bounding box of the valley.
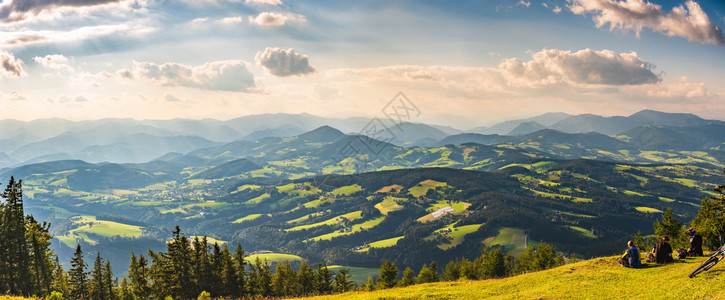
[2,111,723,280]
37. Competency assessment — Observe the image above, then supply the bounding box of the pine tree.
[443,259,460,281]
[26,216,54,296]
[429,261,439,282]
[297,260,315,295]
[399,267,415,286]
[103,259,116,300]
[1,177,31,295]
[167,226,194,299]
[233,243,247,297]
[209,242,223,296]
[654,208,685,247]
[128,253,150,300]
[147,250,171,299]
[271,261,297,296]
[192,236,210,296]
[90,253,107,300]
[220,245,238,297]
[68,244,88,300]
[334,268,353,293]
[51,256,69,297]
[118,277,132,300]
[256,258,272,297]
[359,276,375,291]
[378,260,397,289]
[415,264,435,284]
[315,263,333,294]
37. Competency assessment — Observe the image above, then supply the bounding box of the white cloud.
[568,0,724,45]
[553,6,562,13]
[0,51,23,78]
[33,54,73,71]
[255,47,316,77]
[0,0,124,23]
[245,0,283,5]
[248,12,305,27]
[0,91,26,101]
[217,16,243,24]
[191,17,209,24]
[0,24,151,48]
[499,48,660,86]
[517,0,531,8]
[122,60,257,92]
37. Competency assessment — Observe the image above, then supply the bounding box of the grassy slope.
[304,256,725,299]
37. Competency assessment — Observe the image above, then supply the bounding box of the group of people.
[619,228,703,268]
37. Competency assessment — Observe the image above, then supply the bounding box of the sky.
[0,0,724,129]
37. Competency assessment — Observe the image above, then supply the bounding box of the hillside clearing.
[302,256,725,299]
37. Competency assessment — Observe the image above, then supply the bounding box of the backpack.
[676,248,688,259]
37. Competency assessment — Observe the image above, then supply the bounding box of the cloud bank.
[120,60,256,92]
[499,48,660,86]
[255,47,316,77]
[568,0,724,45]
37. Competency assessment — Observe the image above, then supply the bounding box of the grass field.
[245,193,270,204]
[301,256,725,299]
[57,216,143,247]
[435,223,483,250]
[245,253,304,264]
[567,225,596,239]
[286,211,362,232]
[376,184,404,193]
[374,196,405,215]
[327,266,381,284]
[331,184,363,196]
[636,206,663,213]
[287,210,331,224]
[357,236,404,252]
[306,216,386,242]
[408,180,447,198]
[231,214,263,223]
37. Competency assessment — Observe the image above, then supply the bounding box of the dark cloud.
[0,52,23,78]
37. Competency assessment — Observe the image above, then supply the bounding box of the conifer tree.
[167,226,194,299]
[233,243,247,297]
[118,277,132,300]
[1,177,31,295]
[26,216,54,296]
[209,242,223,296]
[334,268,353,293]
[378,260,397,289]
[51,256,69,297]
[429,261,439,282]
[103,259,116,300]
[297,260,315,295]
[192,236,210,297]
[68,244,88,300]
[90,253,108,300]
[416,264,434,284]
[257,259,272,297]
[219,245,238,297]
[315,263,333,294]
[654,208,685,247]
[399,267,415,286]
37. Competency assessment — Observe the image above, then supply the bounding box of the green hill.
[304,256,725,299]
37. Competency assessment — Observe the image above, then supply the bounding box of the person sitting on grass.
[654,236,674,264]
[686,228,703,257]
[619,240,641,268]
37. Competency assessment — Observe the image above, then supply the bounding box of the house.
[431,206,456,219]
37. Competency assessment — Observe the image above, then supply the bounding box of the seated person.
[654,236,674,264]
[686,228,703,256]
[619,240,641,268]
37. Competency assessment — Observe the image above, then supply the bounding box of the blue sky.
[0,0,723,128]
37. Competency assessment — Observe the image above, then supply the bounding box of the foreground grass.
[303,256,725,299]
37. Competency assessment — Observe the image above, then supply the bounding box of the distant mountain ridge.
[1,110,721,170]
